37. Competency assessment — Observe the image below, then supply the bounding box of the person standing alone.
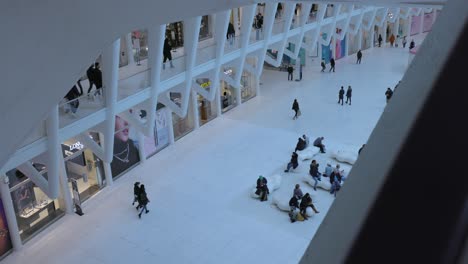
[385,88,393,103]
[320,59,326,72]
[163,37,174,69]
[378,34,383,47]
[345,86,352,105]
[338,86,344,105]
[356,50,362,64]
[292,99,300,120]
[287,64,294,81]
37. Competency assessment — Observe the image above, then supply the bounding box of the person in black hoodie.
[378,34,383,47]
[338,86,345,105]
[292,99,300,120]
[287,65,294,81]
[86,63,102,96]
[255,176,269,201]
[137,184,150,218]
[132,182,141,207]
[295,137,306,152]
[346,86,352,105]
[284,152,299,172]
[356,50,362,64]
[163,37,174,69]
[329,57,335,72]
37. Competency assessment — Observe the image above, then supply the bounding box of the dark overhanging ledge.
[299,0,468,263]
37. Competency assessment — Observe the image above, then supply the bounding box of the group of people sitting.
[288,184,319,223]
[255,176,270,202]
[309,160,346,197]
[285,135,327,173]
[133,182,150,219]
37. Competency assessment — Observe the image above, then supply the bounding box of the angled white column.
[125,33,135,65]
[102,39,120,163]
[191,90,200,129]
[256,3,277,77]
[58,153,73,214]
[235,4,256,85]
[145,24,166,136]
[167,110,175,144]
[45,105,60,198]
[0,174,22,250]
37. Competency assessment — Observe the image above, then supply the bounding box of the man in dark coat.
[163,37,174,69]
[338,86,345,105]
[329,57,335,72]
[346,86,352,105]
[356,50,362,64]
[287,65,294,81]
[292,99,300,120]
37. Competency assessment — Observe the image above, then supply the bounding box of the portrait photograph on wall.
[111,115,141,178]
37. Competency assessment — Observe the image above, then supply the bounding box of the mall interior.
[0,0,467,263]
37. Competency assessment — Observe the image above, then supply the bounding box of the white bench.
[302,174,332,191]
[272,191,316,217]
[296,147,320,161]
[329,149,358,165]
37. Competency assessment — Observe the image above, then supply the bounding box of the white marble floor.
[2,43,416,264]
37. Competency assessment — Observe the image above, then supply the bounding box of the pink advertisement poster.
[423,12,435,32]
[410,15,421,36]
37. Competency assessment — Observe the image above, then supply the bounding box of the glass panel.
[172,93,195,140]
[9,170,64,242]
[118,68,150,101]
[272,19,286,35]
[196,38,216,66]
[59,90,105,129]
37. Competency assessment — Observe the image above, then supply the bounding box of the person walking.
[356,50,362,64]
[132,182,141,207]
[163,37,174,69]
[402,36,407,48]
[137,185,150,218]
[378,34,383,47]
[309,160,321,191]
[345,86,352,105]
[287,64,294,81]
[329,57,335,72]
[292,99,300,119]
[385,87,393,103]
[87,63,102,97]
[338,86,345,105]
[320,59,326,72]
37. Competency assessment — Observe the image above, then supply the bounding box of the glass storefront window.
[132,30,149,63]
[7,169,64,242]
[220,81,236,113]
[241,70,257,103]
[166,22,184,49]
[62,133,105,203]
[171,93,195,140]
[199,15,212,41]
[195,78,217,125]
[143,104,171,158]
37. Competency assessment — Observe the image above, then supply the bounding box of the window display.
[195,78,217,125]
[7,169,64,242]
[143,104,171,158]
[171,93,195,140]
[166,22,184,49]
[199,15,212,40]
[63,133,105,202]
[241,71,257,103]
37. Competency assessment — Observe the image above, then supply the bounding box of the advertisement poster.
[111,115,141,177]
[423,11,434,32]
[321,33,332,63]
[0,199,12,257]
[144,107,170,158]
[335,35,346,59]
[410,15,422,36]
[71,179,83,216]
